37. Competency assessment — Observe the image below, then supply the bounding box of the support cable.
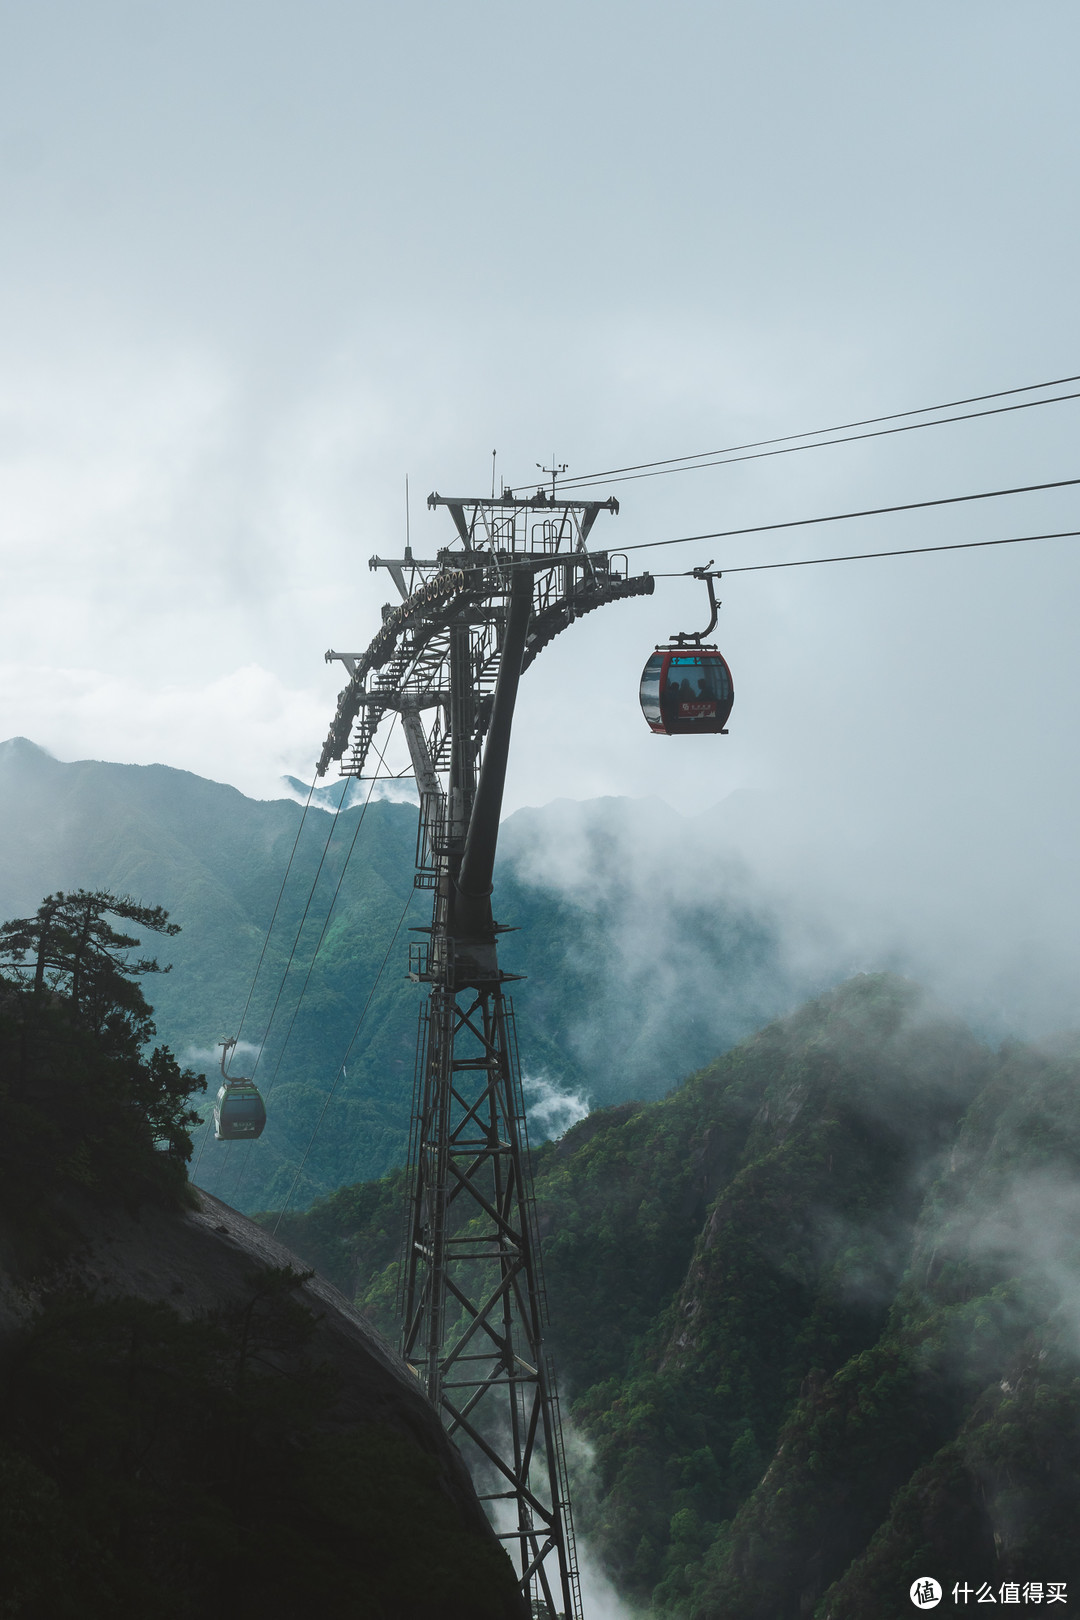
[262,720,399,1091]
[613,474,1080,555]
[548,370,1080,489]
[270,882,417,1233]
[233,775,323,1050]
[247,777,352,1082]
[190,772,324,1182]
[655,525,1080,578]
[225,720,401,1208]
[555,389,1080,490]
[191,1130,229,1186]
[191,1095,220,1185]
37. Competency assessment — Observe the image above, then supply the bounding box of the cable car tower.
[317,485,654,1618]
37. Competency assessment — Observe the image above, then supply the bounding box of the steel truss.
[318,488,654,1619]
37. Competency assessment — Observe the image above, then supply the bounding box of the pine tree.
[0,891,204,1201]
[0,890,180,1045]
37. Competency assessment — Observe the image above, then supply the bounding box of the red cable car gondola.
[639,565,734,736]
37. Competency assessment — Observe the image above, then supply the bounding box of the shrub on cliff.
[0,890,205,1230]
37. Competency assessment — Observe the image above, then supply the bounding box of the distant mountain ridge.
[0,738,830,1213]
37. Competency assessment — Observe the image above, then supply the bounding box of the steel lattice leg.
[400,983,581,1619]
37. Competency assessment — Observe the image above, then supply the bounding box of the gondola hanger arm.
[671,562,722,644]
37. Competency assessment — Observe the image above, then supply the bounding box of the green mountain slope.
[275,975,1080,1616]
[0,737,424,1211]
[0,738,820,1213]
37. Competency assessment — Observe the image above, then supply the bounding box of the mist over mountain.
[0,738,834,1214]
[280,975,1080,1617]
[7,737,1080,1609]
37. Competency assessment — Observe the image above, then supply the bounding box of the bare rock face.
[46,1188,473,1479]
[0,1188,528,1620]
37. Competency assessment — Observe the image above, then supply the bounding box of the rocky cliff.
[0,1184,527,1620]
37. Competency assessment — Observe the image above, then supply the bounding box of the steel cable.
[613,474,1080,555]
[553,389,1080,491]
[650,526,1080,578]
[190,772,325,1183]
[270,883,417,1234]
[540,369,1080,490]
[191,775,348,1186]
[224,721,402,1208]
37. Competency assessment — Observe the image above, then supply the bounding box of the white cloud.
[2,0,1080,1034]
[956,1169,1080,1357]
[0,661,328,799]
[182,1038,261,1073]
[523,1075,591,1142]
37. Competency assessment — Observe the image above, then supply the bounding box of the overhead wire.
[609,474,1080,555]
[270,881,417,1234]
[535,369,1080,490]
[652,527,1080,579]
[191,1113,222,1185]
[552,388,1080,492]
[195,381,1080,1194]
[245,777,353,1085]
[191,770,325,1183]
[192,769,356,1185]
[225,720,402,1208]
[260,718,401,1095]
[233,775,323,1051]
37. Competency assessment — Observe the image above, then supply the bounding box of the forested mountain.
[276,975,1080,1617]
[7,739,1080,1611]
[0,738,826,1213]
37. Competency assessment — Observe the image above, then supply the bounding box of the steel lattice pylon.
[318,487,654,1618]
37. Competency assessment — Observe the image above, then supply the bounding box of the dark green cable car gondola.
[639,565,734,736]
[213,1037,267,1141]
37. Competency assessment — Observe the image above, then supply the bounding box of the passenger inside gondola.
[661,674,683,724]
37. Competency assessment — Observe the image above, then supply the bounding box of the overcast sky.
[3,0,1080,1032]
